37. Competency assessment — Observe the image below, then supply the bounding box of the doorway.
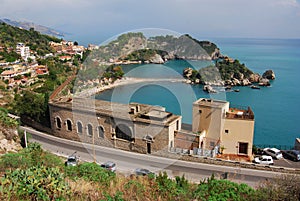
[147,142,151,154]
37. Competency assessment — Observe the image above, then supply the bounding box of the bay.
[96,38,300,147]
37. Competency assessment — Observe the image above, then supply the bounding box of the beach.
[74,77,186,98]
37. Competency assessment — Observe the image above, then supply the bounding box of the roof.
[193,98,228,108]
[49,97,180,126]
[1,70,15,76]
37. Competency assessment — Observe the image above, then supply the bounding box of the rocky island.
[183,59,276,92]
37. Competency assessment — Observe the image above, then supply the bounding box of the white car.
[254,155,274,165]
[101,161,116,172]
[263,148,283,159]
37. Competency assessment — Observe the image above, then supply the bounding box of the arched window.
[87,124,93,136]
[66,119,72,131]
[98,126,104,138]
[55,117,62,129]
[116,124,132,141]
[77,121,83,134]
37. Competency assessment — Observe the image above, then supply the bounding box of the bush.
[0,166,69,200]
[0,142,64,172]
[255,174,300,201]
[65,162,115,186]
[193,175,256,201]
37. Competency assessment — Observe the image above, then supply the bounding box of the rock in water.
[262,70,276,80]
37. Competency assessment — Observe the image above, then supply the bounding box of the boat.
[251,85,260,90]
[234,89,240,92]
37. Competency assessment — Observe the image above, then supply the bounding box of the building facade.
[192,98,255,157]
[49,97,181,154]
[49,97,254,158]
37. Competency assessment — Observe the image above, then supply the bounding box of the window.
[55,117,62,129]
[116,124,132,141]
[238,142,248,154]
[66,119,72,131]
[77,121,83,134]
[225,129,229,134]
[98,126,104,138]
[87,124,93,136]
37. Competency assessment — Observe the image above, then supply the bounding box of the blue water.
[95,38,300,146]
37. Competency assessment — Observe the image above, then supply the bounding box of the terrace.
[226,106,254,120]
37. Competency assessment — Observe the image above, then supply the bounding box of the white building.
[16,43,31,61]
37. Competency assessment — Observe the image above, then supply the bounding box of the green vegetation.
[0,142,299,200]
[124,49,168,62]
[185,59,254,83]
[0,107,18,128]
[184,34,218,55]
[216,59,253,80]
[12,91,48,124]
[0,22,61,62]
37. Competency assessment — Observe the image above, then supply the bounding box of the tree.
[12,91,46,122]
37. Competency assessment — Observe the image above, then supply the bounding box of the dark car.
[282,150,300,161]
[134,168,154,176]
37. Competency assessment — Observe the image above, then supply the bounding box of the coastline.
[74,77,186,98]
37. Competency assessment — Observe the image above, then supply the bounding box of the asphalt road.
[21,126,284,187]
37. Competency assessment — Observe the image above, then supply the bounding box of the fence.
[254,144,294,151]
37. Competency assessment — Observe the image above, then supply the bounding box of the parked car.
[101,161,116,172]
[253,155,274,165]
[65,155,79,166]
[134,168,154,176]
[263,147,283,159]
[282,150,300,161]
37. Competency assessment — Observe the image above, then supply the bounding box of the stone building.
[49,97,181,154]
[49,97,255,158]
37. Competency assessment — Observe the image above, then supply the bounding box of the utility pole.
[93,132,96,163]
[24,130,27,148]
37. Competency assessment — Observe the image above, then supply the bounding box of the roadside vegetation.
[0,142,299,201]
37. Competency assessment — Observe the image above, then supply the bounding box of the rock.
[231,78,241,86]
[183,67,193,78]
[258,78,270,86]
[0,127,22,154]
[241,79,251,86]
[262,70,276,80]
[150,54,164,64]
[236,72,244,80]
[195,79,200,84]
[203,85,217,93]
[249,73,261,83]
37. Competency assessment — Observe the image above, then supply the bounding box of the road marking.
[283,158,292,165]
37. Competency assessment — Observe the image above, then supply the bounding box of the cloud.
[1,0,300,40]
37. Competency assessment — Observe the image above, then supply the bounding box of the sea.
[94,38,300,147]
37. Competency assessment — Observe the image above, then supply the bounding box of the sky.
[1,0,300,44]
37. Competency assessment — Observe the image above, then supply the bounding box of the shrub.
[255,174,300,201]
[0,166,69,200]
[193,175,256,201]
[65,162,115,186]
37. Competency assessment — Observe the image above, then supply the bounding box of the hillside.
[0,22,61,62]
[0,18,65,38]
[90,32,221,64]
